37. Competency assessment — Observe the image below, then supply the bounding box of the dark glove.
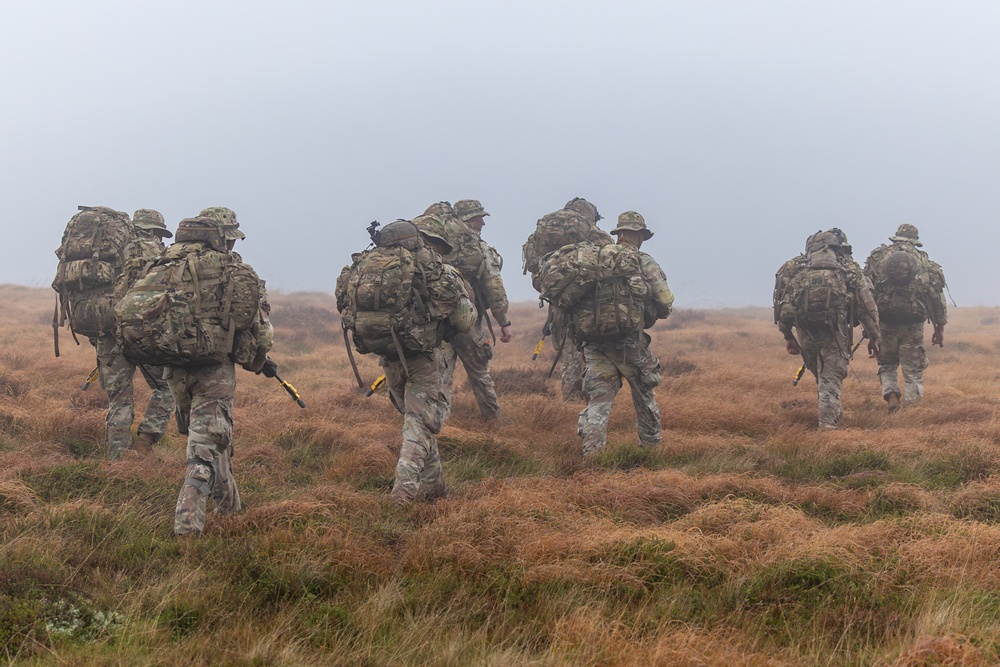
[258,358,278,378]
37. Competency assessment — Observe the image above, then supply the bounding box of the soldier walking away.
[523,198,613,401]
[337,220,476,505]
[864,224,947,412]
[52,205,173,459]
[413,200,512,421]
[543,211,673,455]
[115,214,273,536]
[774,230,881,430]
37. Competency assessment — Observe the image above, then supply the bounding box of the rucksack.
[337,244,466,359]
[114,238,262,367]
[51,206,133,339]
[867,243,945,324]
[537,240,612,310]
[567,244,649,343]
[522,210,613,277]
[779,246,852,330]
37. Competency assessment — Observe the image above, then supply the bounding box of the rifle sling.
[342,327,365,389]
[548,332,568,379]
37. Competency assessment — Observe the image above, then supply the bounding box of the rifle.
[259,358,306,408]
[366,374,386,397]
[81,367,100,391]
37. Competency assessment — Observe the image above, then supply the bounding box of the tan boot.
[134,432,158,454]
[886,393,901,414]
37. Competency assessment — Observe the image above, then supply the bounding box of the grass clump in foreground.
[2,287,1000,665]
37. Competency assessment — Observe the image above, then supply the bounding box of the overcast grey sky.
[2,0,997,307]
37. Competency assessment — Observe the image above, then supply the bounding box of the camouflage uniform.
[577,213,674,455]
[775,230,881,429]
[97,209,175,459]
[864,224,947,408]
[524,198,613,402]
[172,213,273,536]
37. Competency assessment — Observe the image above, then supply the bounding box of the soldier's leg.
[561,344,586,402]
[578,345,623,455]
[816,338,849,429]
[452,323,502,420]
[173,363,238,536]
[899,323,928,405]
[136,364,175,442]
[877,325,902,402]
[624,344,662,448]
[389,356,448,504]
[438,341,459,418]
[94,335,136,460]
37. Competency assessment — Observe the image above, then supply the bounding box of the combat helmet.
[890,223,922,247]
[411,214,454,255]
[175,216,227,252]
[610,211,653,240]
[564,197,602,224]
[199,206,245,240]
[378,220,424,251]
[806,230,841,254]
[132,209,172,238]
[424,201,455,217]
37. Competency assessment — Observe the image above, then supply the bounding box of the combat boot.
[886,392,901,414]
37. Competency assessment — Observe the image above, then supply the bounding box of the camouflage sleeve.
[928,260,948,325]
[641,254,674,321]
[853,276,881,342]
[442,265,476,335]
[476,240,511,326]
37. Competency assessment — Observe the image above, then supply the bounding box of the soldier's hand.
[259,358,278,378]
[867,339,880,358]
[500,324,513,343]
[932,326,944,347]
[785,337,801,355]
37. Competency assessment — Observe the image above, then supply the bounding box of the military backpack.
[114,218,262,367]
[51,206,133,340]
[865,244,945,324]
[777,245,852,330]
[522,210,613,278]
[563,243,649,343]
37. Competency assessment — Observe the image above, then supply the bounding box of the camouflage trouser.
[578,337,662,455]
[384,353,448,505]
[92,335,175,460]
[799,329,851,429]
[877,322,928,405]
[549,307,585,402]
[440,319,502,420]
[167,363,240,536]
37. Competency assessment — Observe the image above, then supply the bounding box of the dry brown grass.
[2,284,1000,665]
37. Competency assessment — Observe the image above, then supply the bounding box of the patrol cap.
[610,211,653,240]
[199,206,246,240]
[132,209,172,238]
[454,199,490,222]
[890,223,922,247]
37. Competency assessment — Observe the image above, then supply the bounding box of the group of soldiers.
[774,224,947,429]
[52,198,948,534]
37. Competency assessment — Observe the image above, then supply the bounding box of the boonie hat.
[611,211,653,240]
[890,223,922,247]
[132,209,172,238]
[199,207,246,241]
[454,199,490,222]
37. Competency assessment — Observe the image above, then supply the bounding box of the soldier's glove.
[258,358,278,378]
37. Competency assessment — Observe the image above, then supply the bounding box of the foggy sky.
[2,0,998,309]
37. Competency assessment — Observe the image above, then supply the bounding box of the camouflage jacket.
[639,251,674,323]
[474,238,510,326]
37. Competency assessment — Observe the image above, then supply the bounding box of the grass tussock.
[2,284,1000,664]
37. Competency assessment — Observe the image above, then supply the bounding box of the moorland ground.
[2,284,1000,666]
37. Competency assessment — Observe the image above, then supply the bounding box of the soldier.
[775,230,881,430]
[167,216,273,536]
[524,198,613,402]
[336,220,476,505]
[864,224,947,412]
[101,209,177,454]
[414,200,512,421]
[574,212,674,455]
